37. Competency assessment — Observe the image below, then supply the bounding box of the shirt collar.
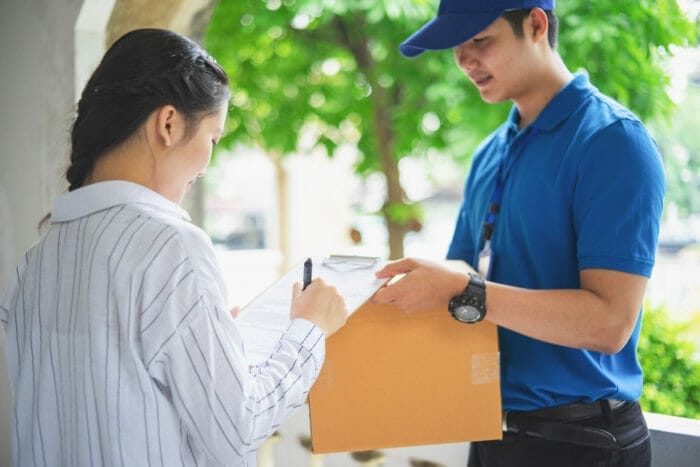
[508,72,597,133]
[51,180,191,223]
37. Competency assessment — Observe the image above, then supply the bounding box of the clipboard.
[235,255,389,365]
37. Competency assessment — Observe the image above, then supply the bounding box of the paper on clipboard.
[235,255,389,365]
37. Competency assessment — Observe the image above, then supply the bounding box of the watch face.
[449,274,486,323]
[454,305,481,323]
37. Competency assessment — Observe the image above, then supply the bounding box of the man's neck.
[514,54,573,130]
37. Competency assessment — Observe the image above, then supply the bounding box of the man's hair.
[502,9,558,49]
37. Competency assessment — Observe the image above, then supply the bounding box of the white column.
[0,0,84,464]
[75,0,117,100]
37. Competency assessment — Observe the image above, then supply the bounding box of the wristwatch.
[448,273,487,323]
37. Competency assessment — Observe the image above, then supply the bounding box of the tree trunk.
[271,152,289,274]
[374,104,407,259]
[333,16,409,259]
[386,218,406,260]
[183,179,205,228]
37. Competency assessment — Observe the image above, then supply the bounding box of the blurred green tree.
[639,304,700,418]
[650,81,700,217]
[206,0,697,258]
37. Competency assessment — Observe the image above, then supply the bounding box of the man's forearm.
[485,269,647,354]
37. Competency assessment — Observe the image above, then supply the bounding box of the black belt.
[516,399,626,421]
[502,400,630,449]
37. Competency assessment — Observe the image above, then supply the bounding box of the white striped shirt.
[0,181,325,467]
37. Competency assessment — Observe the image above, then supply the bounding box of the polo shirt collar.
[52,180,191,223]
[508,72,597,133]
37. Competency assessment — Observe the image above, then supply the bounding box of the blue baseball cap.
[400,0,555,57]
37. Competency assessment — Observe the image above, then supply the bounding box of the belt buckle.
[502,411,511,433]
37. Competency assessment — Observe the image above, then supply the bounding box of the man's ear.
[528,8,549,44]
[154,105,183,147]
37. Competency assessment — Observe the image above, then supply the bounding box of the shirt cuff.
[282,318,326,369]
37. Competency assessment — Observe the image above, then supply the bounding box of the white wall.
[0,0,84,464]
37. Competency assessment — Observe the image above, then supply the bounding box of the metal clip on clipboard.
[321,254,381,272]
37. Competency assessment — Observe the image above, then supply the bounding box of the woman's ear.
[154,105,184,147]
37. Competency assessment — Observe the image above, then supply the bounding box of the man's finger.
[375,258,416,278]
[372,286,395,304]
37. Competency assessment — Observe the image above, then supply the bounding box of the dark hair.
[501,9,558,49]
[66,28,230,191]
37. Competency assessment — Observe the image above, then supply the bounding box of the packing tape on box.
[471,352,500,385]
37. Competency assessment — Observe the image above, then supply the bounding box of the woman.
[0,28,348,466]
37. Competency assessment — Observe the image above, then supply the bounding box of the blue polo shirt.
[447,73,665,411]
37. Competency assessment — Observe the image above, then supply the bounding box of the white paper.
[235,255,389,364]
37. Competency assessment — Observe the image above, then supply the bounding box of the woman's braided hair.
[66,28,230,191]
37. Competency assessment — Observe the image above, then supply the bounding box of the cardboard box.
[308,301,502,453]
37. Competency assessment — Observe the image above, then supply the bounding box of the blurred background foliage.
[205,0,697,258]
[639,303,700,418]
[650,83,700,217]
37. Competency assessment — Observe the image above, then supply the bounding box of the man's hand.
[371,258,469,313]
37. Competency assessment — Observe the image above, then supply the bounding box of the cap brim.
[400,12,501,58]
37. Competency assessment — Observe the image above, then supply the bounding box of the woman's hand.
[290,279,348,337]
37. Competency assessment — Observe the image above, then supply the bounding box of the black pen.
[303,258,312,290]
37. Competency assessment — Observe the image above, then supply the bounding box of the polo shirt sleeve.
[573,119,665,277]
[447,198,479,264]
[446,140,497,265]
